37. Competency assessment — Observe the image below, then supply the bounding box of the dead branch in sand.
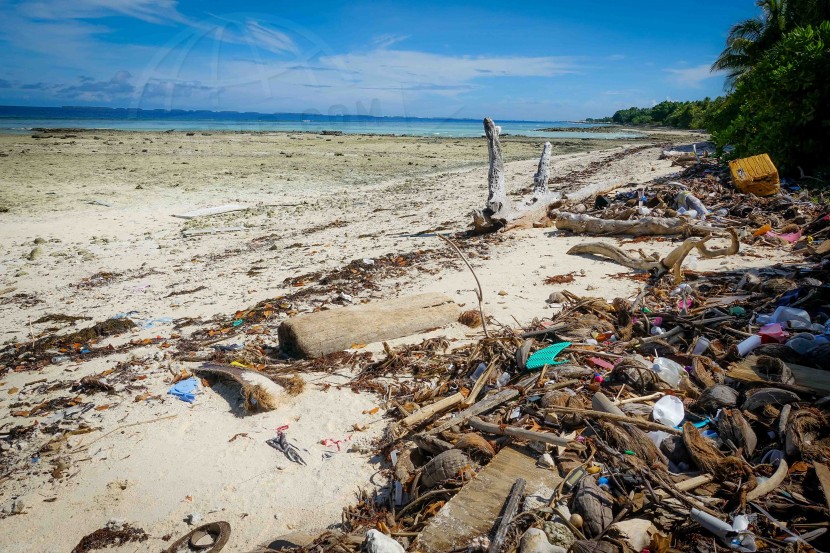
[554,212,714,236]
[471,118,560,233]
[567,228,739,283]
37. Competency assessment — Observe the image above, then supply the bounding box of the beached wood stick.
[543,406,682,435]
[488,478,526,553]
[568,228,739,284]
[555,212,713,236]
[563,181,626,203]
[400,392,464,429]
[429,374,537,435]
[532,141,552,198]
[468,416,573,446]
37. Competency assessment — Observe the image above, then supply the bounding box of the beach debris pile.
[2,119,830,553]
[269,142,830,551]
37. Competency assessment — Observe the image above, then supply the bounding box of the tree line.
[595,0,830,176]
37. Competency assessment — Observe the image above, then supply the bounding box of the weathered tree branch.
[554,212,714,236]
[566,228,739,283]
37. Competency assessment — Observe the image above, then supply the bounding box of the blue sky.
[0,1,761,120]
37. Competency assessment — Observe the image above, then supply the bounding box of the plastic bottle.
[652,357,683,387]
[470,362,486,380]
[736,335,762,356]
[51,355,69,364]
[758,306,811,326]
[496,372,510,388]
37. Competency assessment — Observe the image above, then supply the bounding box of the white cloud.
[319,48,574,91]
[664,64,720,87]
[244,20,299,55]
[17,0,189,25]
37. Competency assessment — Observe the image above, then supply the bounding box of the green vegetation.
[588,99,722,129]
[711,21,830,174]
[595,1,830,176]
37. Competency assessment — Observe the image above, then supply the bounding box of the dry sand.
[0,129,796,552]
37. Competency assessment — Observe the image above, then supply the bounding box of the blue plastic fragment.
[168,377,199,403]
[525,342,571,370]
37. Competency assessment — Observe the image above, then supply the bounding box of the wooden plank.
[277,293,459,358]
[414,445,561,553]
[727,356,830,394]
[173,203,250,219]
[814,463,830,512]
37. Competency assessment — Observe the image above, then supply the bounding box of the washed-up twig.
[543,406,682,435]
[488,478,526,553]
[438,233,489,338]
[266,432,306,465]
[468,416,573,446]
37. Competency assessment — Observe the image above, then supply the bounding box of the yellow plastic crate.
[729,153,780,196]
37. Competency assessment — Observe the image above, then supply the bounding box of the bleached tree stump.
[471,120,561,233]
[532,141,552,199]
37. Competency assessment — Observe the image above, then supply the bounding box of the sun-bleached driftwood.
[399,392,465,429]
[554,212,713,236]
[196,363,285,412]
[468,416,573,446]
[278,293,459,358]
[532,141,552,198]
[472,119,560,233]
[563,181,627,204]
[567,228,739,284]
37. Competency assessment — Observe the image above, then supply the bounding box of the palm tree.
[712,0,787,89]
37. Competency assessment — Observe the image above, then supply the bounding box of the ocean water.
[0,106,641,139]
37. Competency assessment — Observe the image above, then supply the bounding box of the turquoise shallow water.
[0,106,641,139]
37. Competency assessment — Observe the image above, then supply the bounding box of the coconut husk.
[690,356,724,388]
[600,421,667,468]
[785,408,830,459]
[612,298,633,341]
[760,277,796,297]
[741,387,800,414]
[695,385,739,415]
[196,363,285,412]
[717,408,757,456]
[659,435,691,465]
[453,433,496,460]
[752,356,795,385]
[571,476,613,538]
[610,356,659,393]
[681,421,724,475]
[682,422,756,495]
[636,339,677,358]
[458,310,482,328]
[557,313,614,343]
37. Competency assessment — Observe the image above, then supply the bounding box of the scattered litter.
[168,377,199,403]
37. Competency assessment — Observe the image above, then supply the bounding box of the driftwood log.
[278,293,459,358]
[567,228,739,283]
[554,212,713,236]
[472,118,560,233]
